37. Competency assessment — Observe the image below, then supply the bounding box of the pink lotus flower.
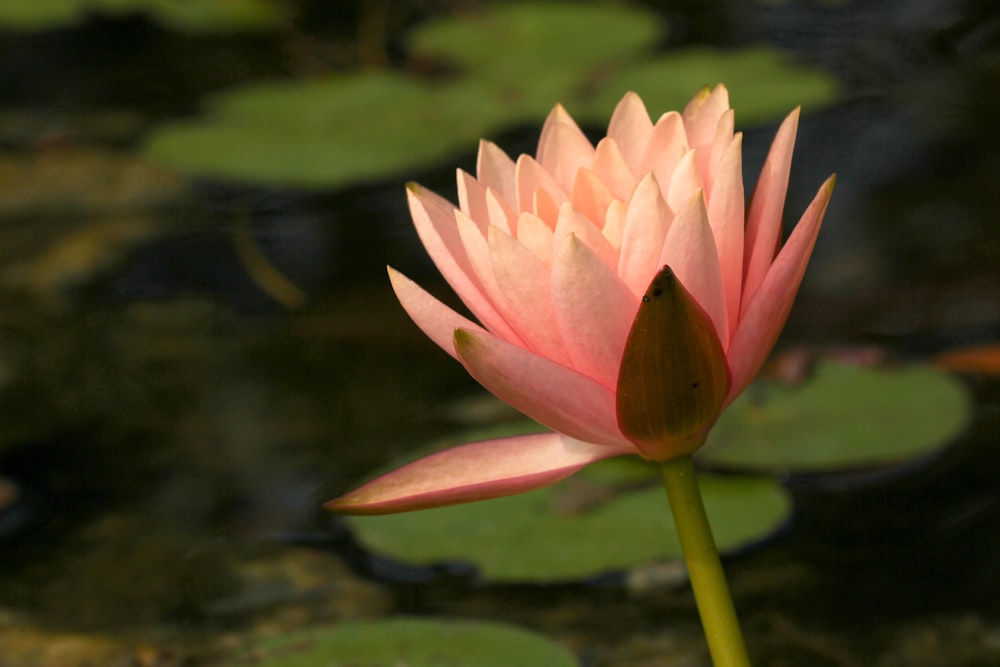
[327,86,834,515]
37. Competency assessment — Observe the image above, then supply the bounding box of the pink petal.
[488,226,569,366]
[532,187,560,228]
[550,234,640,388]
[325,432,635,515]
[705,133,745,347]
[514,211,554,265]
[618,172,673,298]
[477,140,517,204]
[458,170,511,235]
[591,137,637,201]
[640,111,689,189]
[727,175,835,399]
[516,154,569,214]
[407,184,521,342]
[388,267,486,359]
[659,190,728,345]
[706,109,736,198]
[608,92,654,173]
[682,84,731,186]
[553,203,618,271]
[571,167,615,226]
[741,107,800,313]
[455,328,626,445]
[602,199,627,250]
[665,150,704,213]
[485,187,516,236]
[536,106,596,193]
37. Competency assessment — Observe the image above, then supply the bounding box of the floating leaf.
[410,1,661,117]
[700,362,970,473]
[578,46,840,125]
[346,449,789,582]
[228,618,578,667]
[145,74,511,189]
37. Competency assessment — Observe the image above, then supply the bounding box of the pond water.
[0,1,998,666]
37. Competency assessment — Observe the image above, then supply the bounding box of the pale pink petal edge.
[325,432,635,515]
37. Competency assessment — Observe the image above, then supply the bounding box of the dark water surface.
[0,2,998,665]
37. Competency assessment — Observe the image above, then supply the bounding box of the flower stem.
[659,454,751,667]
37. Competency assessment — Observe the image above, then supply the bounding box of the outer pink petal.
[741,108,800,313]
[602,199,627,250]
[660,190,728,345]
[706,109,736,197]
[618,172,672,298]
[388,267,485,359]
[727,175,835,400]
[455,328,626,446]
[325,432,635,515]
[607,92,654,173]
[408,184,521,343]
[706,133,745,347]
[477,140,517,204]
[550,234,640,389]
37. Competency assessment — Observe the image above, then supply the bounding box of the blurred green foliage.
[144,2,840,189]
[0,0,289,31]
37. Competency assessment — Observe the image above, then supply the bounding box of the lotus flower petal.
[325,432,635,515]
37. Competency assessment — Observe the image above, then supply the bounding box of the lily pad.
[346,452,790,582]
[578,45,841,125]
[700,362,970,473]
[144,73,511,189]
[228,618,578,667]
[0,0,289,32]
[410,1,661,118]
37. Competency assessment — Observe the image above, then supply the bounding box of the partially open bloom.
[328,86,834,515]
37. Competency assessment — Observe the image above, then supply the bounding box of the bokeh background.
[0,1,997,665]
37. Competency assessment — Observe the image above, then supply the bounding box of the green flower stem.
[660,454,751,667]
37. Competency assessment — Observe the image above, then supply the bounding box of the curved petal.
[537,106,595,193]
[618,172,672,298]
[488,227,569,366]
[408,184,521,343]
[727,175,835,399]
[516,154,569,214]
[742,107,800,312]
[477,139,516,204]
[388,267,485,359]
[571,167,615,227]
[455,328,626,446]
[665,150,703,213]
[592,137,637,201]
[682,84,730,187]
[659,190,728,346]
[553,203,617,271]
[706,133,745,346]
[641,111,688,189]
[608,91,653,173]
[325,432,635,515]
[551,234,639,388]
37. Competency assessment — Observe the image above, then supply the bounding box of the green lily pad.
[700,362,971,473]
[578,45,841,125]
[0,0,289,32]
[228,618,578,667]
[346,453,790,582]
[144,73,511,189]
[410,1,661,118]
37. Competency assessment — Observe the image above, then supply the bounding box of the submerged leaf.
[231,618,578,667]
